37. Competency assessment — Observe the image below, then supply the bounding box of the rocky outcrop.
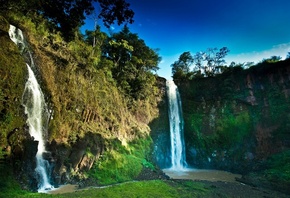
[48,132,105,185]
[149,77,171,168]
[0,16,40,190]
[177,60,290,173]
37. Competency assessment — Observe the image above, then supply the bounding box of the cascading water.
[9,25,53,192]
[164,81,241,181]
[22,65,53,192]
[166,80,187,170]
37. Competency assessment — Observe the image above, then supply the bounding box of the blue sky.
[85,0,290,79]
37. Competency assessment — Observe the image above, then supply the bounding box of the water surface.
[163,168,241,182]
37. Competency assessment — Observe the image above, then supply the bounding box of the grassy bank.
[1,180,210,198]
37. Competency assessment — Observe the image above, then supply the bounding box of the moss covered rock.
[178,60,290,173]
[0,15,26,153]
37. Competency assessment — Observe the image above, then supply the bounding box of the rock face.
[177,60,290,173]
[149,77,171,168]
[0,16,39,190]
[1,14,162,190]
[48,132,105,185]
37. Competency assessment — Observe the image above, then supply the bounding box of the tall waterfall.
[9,25,53,192]
[166,80,187,170]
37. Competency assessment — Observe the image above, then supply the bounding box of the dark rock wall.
[47,132,105,185]
[149,77,171,168]
[177,60,290,173]
[0,16,40,190]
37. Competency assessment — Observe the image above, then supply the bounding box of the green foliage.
[180,180,209,194]
[6,180,211,198]
[172,47,230,81]
[264,150,290,182]
[91,149,142,184]
[171,51,194,81]
[97,0,134,28]
[94,26,162,122]
[101,26,161,102]
[0,10,162,190]
[186,104,252,153]
[262,55,282,63]
[0,163,31,198]
[89,137,153,185]
[1,0,134,41]
[141,159,155,170]
[179,58,290,174]
[215,111,251,149]
[0,15,26,146]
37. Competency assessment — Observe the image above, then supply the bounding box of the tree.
[262,55,282,63]
[171,51,194,80]
[101,26,161,99]
[84,25,108,62]
[287,52,290,60]
[172,47,230,79]
[97,0,134,28]
[193,51,205,72]
[2,0,134,41]
[204,47,229,76]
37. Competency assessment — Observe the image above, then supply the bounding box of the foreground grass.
[1,180,210,198]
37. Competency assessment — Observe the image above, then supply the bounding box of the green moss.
[0,15,26,147]
[215,111,252,149]
[89,137,153,185]
[0,162,31,198]
[6,180,211,198]
[1,12,161,191]
[95,150,143,184]
[264,150,290,182]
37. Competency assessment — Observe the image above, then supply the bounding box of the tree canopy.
[1,0,134,41]
[171,47,230,81]
[171,51,194,80]
[99,26,161,100]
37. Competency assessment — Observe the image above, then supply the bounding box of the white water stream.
[166,80,187,170]
[164,80,242,183]
[9,25,53,192]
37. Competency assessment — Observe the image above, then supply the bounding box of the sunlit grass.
[89,137,153,185]
[12,180,210,198]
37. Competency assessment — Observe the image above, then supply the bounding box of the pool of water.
[163,168,241,182]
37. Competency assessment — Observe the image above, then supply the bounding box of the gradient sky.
[86,0,290,79]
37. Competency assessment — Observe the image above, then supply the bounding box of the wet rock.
[48,132,105,184]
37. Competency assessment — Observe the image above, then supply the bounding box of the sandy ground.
[163,169,289,198]
[47,184,78,194]
[162,168,241,183]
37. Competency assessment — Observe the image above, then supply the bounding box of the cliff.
[177,60,290,193]
[0,14,162,190]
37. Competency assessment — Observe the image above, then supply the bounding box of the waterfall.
[9,25,53,192]
[166,80,187,170]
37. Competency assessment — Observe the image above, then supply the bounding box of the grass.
[0,161,31,198]
[264,150,290,182]
[1,180,211,198]
[89,137,153,185]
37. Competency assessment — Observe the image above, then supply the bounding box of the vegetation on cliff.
[1,0,290,196]
[0,15,27,151]
[176,58,290,193]
[0,0,163,190]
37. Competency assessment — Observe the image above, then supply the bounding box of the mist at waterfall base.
[9,25,54,192]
